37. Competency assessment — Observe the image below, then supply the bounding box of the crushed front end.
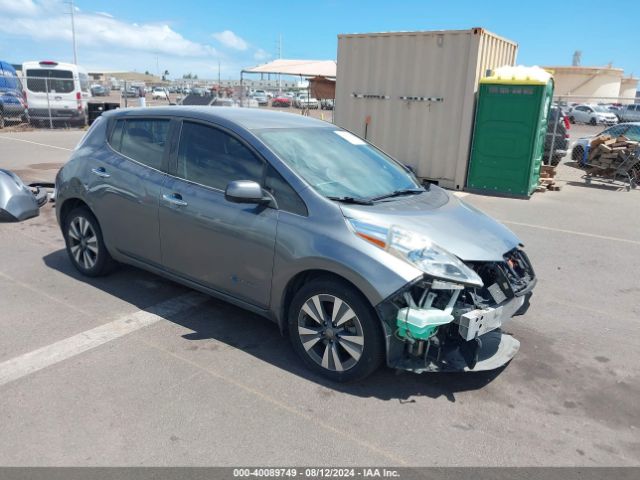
[377,247,536,373]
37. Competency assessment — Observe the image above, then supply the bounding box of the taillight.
[563,116,570,129]
[76,91,82,111]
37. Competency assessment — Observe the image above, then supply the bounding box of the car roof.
[105,106,332,130]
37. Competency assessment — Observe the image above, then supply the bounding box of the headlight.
[347,220,483,287]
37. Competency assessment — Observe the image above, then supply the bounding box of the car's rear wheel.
[63,207,114,277]
[590,117,597,126]
[288,279,384,382]
[569,116,575,124]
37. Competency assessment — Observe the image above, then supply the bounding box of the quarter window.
[110,118,170,170]
[176,121,264,190]
[264,165,307,216]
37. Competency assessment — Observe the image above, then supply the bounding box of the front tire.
[62,207,114,277]
[288,279,384,382]
[590,117,597,126]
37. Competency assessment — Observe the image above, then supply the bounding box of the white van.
[22,60,91,126]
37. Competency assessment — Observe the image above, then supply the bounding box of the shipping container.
[335,28,518,190]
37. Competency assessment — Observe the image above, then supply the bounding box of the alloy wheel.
[297,294,364,372]
[68,216,99,270]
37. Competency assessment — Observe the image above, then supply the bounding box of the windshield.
[256,128,421,199]
[26,69,74,93]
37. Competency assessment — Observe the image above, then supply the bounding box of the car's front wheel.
[288,279,384,382]
[63,207,114,277]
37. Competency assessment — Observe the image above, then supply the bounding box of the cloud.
[212,30,248,51]
[253,49,271,61]
[0,0,217,58]
[0,0,38,15]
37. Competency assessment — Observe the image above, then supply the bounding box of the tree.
[162,70,170,81]
[144,70,150,75]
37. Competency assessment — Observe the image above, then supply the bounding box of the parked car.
[22,60,90,126]
[571,122,640,162]
[618,104,640,123]
[151,87,169,100]
[543,106,570,166]
[271,95,291,107]
[252,93,269,106]
[295,93,319,109]
[55,107,536,381]
[121,88,139,98]
[320,99,334,110]
[212,98,238,107]
[0,60,28,128]
[568,104,618,125]
[90,85,106,96]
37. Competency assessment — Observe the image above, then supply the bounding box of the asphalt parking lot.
[0,124,638,467]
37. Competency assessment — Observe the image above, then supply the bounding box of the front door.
[159,120,278,308]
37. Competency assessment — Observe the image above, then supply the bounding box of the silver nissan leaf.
[54,107,536,381]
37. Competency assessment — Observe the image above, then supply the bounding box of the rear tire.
[288,279,385,382]
[569,116,575,124]
[62,207,114,277]
[590,117,597,126]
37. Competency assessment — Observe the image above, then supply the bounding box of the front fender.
[269,211,421,327]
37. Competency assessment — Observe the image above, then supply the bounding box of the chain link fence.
[542,95,639,167]
[548,95,640,189]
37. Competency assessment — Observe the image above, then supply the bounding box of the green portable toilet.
[467,66,554,197]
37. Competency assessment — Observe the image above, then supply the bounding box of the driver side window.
[176,121,264,190]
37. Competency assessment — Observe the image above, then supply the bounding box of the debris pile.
[536,165,561,192]
[586,135,639,172]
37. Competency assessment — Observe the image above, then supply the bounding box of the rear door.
[88,117,173,266]
[24,68,76,113]
[159,119,278,307]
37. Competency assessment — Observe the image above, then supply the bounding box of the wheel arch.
[58,197,93,225]
[277,269,383,336]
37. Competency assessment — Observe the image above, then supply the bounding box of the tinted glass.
[116,119,170,170]
[177,122,264,190]
[264,165,307,216]
[26,69,74,93]
[256,128,420,200]
[624,125,640,141]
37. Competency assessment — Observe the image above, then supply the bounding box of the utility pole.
[69,0,78,64]
[278,34,282,93]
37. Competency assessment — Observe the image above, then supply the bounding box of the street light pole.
[69,0,78,64]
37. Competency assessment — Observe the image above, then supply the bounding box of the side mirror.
[225,180,270,205]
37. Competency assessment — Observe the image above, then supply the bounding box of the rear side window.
[25,69,74,93]
[264,165,307,216]
[110,118,170,170]
[176,121,264,190]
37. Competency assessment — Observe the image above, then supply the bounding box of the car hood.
[339,186,521,262]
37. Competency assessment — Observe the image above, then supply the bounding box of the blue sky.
[1,0,638,80]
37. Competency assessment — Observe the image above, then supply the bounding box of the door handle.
[162,193,188,207]
[91,167,110,178]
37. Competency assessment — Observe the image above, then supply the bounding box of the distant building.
[544,65,638,103]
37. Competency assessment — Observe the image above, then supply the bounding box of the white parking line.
[0,135,73,151]
[503,220,640,246]
[0,291,208,387]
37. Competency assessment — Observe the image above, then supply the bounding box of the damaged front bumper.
[377,248,535,373]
